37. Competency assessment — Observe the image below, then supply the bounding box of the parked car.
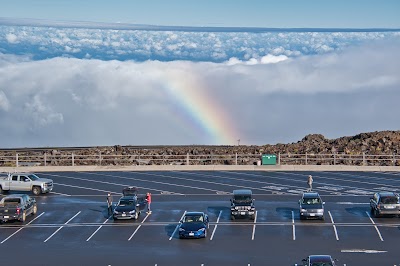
[302,255,337,266]
[299,192,325,220]
[0,172,53,195]
[0,194,37,223]
[230,189,256,220]
[113,195,147,220]
[178,212,209,239]
[370,192,400,217]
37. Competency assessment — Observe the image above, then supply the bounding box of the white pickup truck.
[0,172,53,195]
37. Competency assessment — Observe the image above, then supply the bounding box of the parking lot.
[1,171,400,265]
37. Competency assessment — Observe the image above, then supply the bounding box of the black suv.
[230,189,255,220]
[370,192,400,217]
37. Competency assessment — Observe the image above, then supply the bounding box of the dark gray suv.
[299,192,325,220]
[370,192,400,217]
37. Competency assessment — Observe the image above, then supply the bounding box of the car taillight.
[16,208,20,215]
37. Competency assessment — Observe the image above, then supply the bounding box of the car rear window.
[3,198,21,205]
[380,196,399,204]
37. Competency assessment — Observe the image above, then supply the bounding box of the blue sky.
[1,0,399,28]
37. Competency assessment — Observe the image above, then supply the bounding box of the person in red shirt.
[146,192,152,214]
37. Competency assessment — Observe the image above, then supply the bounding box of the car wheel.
[250,214,255,220]
[32,186,41,196]
[134,211,139,220]
[20,211,26,222]
[32,204,37,215]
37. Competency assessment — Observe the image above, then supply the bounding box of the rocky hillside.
[0,130,399,166]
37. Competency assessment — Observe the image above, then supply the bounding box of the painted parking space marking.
[128,212,151,241]
[366,211,384,242]
[139,172,285,194]
[341,249,387,253]
[50,191,71,196]
[251,211,257,240]
[44,173,179,195]
[54,183,120,194]
[292,211,296,241]
[1,212,45,244]
[44,211,81,242]
[210,210,222,241]
[328,211,339,241]
[169,211,186,241]
[86,215,112,242]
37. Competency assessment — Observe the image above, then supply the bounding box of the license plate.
[240,212,246,215]
[122,213,126,217]
[385,206,395,209]
[189,232,194,236]
[3,216,9,219]
[309,213,315,216]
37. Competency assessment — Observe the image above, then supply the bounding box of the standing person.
[307,175,313,192]
[107,192,113,215]
[146,192,152,214]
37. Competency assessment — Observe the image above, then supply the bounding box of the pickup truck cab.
[0,172,53,195]
[0,194,37,223]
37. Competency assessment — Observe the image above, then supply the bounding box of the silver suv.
[299,192,325,220]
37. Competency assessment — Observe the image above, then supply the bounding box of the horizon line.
[1,17,399,33]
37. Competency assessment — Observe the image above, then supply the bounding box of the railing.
[0,152,399,167]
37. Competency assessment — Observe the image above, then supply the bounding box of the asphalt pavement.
[1,170,400,266]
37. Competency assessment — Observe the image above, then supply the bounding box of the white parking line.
[86,215,112,242]
[365,211,384,241]
[44,211,81,242]
[210,210,222,241]
[292,211,296,241]
[128,212,151,241]
[50,191,71,196]
[328,211,339,241]
[54,183,120,194]
[251,211,257,240]
[169,211,187,241]
[1,212,45,244]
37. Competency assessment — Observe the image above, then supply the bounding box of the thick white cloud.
[0,91,10,111]
[0,40,399,147]
[5,33,18,43]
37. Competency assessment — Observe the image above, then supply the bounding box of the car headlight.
[317,209,324,213]
[235,207,239,210]
[129,210,136,214]
[198,228,206,232]
[300,209,306,212]
[179,228,185,232]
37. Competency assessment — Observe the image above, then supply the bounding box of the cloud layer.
[0,25,400,147]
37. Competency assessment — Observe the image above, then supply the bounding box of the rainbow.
[163,68,240,145]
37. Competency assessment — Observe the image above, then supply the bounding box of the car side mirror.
[252,199,255,202]
[136,204,140,207]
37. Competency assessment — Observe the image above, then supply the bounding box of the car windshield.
[380,196,399,204]
[234,195,252,202]
[184,215,203,223]
[28,174,39,181]
[118,200,134,206]
[311,263,333,266]
[302,198,321,204]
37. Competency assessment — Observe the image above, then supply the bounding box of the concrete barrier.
[1,165,400,172]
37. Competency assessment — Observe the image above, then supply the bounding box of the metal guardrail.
[0,152,399,167]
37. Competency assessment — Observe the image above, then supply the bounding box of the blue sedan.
[178,212,209,239]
